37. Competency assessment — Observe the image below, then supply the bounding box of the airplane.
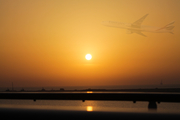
[102,14,175,37]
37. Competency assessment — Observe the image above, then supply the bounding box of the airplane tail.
[164,21,175,30]
[156,21,175,33]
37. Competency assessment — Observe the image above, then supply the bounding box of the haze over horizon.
[0,0,180,88]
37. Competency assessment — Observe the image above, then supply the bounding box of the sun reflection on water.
[86,106,93,111]
[87,91,93,93]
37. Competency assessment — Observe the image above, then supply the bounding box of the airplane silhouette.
[102,14,174,37]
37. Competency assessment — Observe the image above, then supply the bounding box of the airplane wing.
[131,14,149,28]
[133,31,147,37]
[127,29,147,37]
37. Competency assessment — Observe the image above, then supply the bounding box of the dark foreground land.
[1,108,180,120]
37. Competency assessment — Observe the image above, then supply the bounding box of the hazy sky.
[0,0,180,87]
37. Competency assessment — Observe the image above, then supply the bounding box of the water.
[1,84,180,113]
[0,96,180,113]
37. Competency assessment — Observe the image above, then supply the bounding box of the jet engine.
[126,30,133,34]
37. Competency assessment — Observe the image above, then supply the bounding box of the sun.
[85,54,92,60]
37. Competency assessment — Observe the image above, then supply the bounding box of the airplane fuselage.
[102,21,173,33]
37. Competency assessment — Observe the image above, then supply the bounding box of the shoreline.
[3,88,180,93]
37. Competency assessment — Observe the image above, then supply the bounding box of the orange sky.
[0,0,180,87]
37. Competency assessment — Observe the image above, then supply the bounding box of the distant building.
[21,88,25,91]
[161,80,163,85]
[6,88,10,91]
[60,88,64,91]
[41,88,46,91]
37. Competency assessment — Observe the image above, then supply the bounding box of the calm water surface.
[0,99,180,113]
